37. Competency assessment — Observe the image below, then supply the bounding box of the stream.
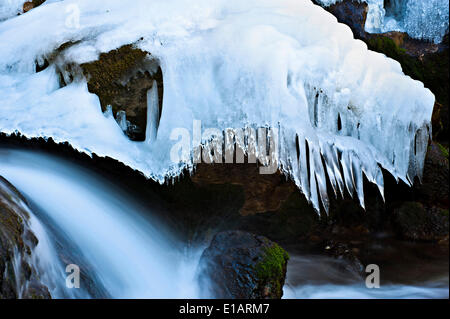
[0,148,448,299]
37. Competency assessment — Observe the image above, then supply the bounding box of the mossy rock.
[80,44,163,141]
[254,243,290,298]
[198,231,289,299]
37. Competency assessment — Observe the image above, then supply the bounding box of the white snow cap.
[0,0,434,212]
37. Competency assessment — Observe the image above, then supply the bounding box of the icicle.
[341,150,355,198]
[103,105,113,118]
[350,154,365,210]
[146,80,160,144]
[313,148,329,213]
[116,110,128,133]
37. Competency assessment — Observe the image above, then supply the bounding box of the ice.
[146,80,160,144]
[0,0,434,213]
[116,110,128,133]
[317,0,449,43]
[0,0,24,22]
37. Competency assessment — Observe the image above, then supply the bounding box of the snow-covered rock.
[0,0,434,212]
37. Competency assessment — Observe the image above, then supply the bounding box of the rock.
[432,102,449,141]
[80,44,163,141]
[414,142,449,207]
[22,2,34,13]
[320,0,368,39]
[22,1,46,13]
[192,163,296,215]
[318,0,449,143]
[0,176,51,299]
[392,202,449,242]
[198,231,289,299]
[323,240,365,277]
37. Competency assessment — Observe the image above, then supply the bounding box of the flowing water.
[0,148,204,298]
[283,255,448,299]
[0,148,448,299]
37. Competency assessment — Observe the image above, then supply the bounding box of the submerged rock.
[323,240,365,278]
[198,231,289,299]
[0,176,51,299]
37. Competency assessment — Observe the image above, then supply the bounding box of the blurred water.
[284,255,449,299]
[0,148,204,298]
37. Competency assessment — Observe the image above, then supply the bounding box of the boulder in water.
[198,230,289,299]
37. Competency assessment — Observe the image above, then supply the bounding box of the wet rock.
[322,240,365,277]
[392,202,449,242]
[22,282,51,299]
[0,176,51,299]
[198,230,289,299]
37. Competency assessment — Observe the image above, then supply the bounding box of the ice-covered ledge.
[0,0,434,212]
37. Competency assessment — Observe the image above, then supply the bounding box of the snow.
[317,0,449,43]
[0,0,24,21]
[0,0,434,213]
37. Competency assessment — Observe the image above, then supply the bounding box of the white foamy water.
[0,148,203,298]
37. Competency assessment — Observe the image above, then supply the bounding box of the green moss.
[367,36,421,80]
[80,45,148,113]
[367,35,449,141]
[255,243,289,292]
[437,143,449,159]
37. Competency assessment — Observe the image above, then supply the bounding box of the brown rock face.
[192,163,296,215]
[0,177,51,299]
[325,0,368,39]
[22,2,34,13]
[22,1,45,13]
[392,202,449,242]
[413,142,449,208]
[80,45,164,141]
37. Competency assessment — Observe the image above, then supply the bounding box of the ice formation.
[316,0,449,43]
[0,0,25,21]
[0,0,434,213]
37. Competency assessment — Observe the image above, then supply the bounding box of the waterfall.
[0,148,203,298]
